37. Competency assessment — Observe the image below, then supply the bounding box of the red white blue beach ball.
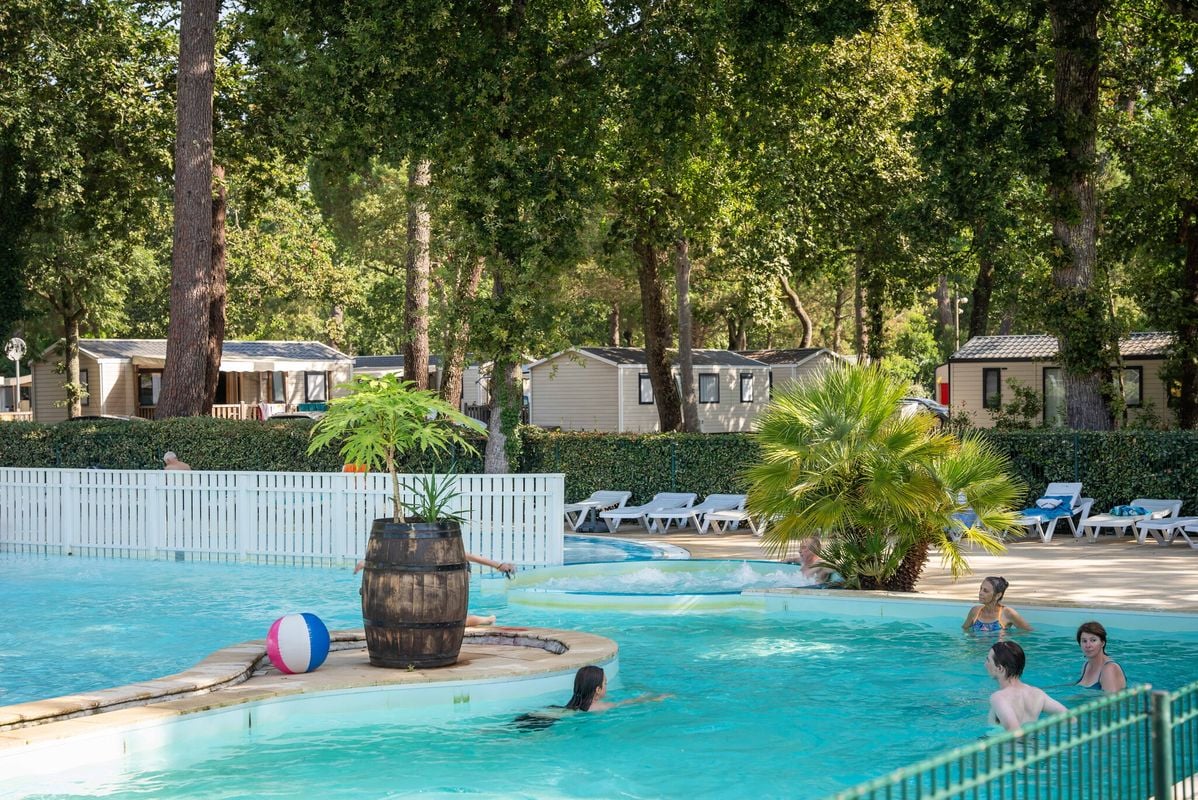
[266,613,331,674]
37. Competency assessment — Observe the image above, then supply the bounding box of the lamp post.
[4,338,25,412]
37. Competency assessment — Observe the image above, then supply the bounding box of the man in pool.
[985,641,1067,732]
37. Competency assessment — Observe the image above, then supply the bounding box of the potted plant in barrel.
[308,374,485,669]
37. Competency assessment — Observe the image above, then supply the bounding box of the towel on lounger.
[1109,505,1149,517]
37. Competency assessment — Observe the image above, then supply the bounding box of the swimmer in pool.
[986,640,1067,732]
[962,576,1032,633]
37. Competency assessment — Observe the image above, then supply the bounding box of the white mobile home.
[738,348,847,396]
[527,347,771,433]
[937,333,1174,427]
[31,339,353,422]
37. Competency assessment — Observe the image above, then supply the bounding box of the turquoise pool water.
[4,553,1198,799]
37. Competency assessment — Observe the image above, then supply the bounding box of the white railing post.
[236,471,252,559]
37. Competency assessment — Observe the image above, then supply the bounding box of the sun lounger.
[563,490,632,531]
[1078,498,1182,543]
[599,492,697,532]
[703,509,769,537]
[1014,482,1091,542]
[1134,515,1198,548]
[643,494,747,533]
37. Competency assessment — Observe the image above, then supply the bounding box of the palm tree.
[745,364,1024,591]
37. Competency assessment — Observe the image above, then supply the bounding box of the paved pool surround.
[0,626,618,782]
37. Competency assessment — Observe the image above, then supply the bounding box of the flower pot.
[360,518,469,668]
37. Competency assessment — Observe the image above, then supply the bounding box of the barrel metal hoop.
[372,529,462,540]
[364,619,467,630]
[363,562,467,572]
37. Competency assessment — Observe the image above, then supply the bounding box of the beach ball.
[266,613,331,674]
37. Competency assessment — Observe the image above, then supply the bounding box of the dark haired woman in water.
[515,666,671,728]
[565,665,671,712]
[1076,621,1127,692]
[962,576,1033,632]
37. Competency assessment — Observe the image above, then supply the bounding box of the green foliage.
[307,374,485,521]
[402,474,466,524]
[991,378,1045,429]
[743,364,1020,588]
[518,428,760,504]
[816,530,905,591]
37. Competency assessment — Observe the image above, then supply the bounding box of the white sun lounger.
[643,494,747,533]
[1015,482,1091,542]
[599,492,697,532]
[1078,498,1182,543]
[563,490,632,531]
[1135,516,1198,548]
[703,509,769,537]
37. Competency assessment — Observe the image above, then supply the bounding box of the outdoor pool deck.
[590,525,1198,612]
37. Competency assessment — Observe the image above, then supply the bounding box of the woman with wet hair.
[515,666,671,729]
[962,576,1033,632]
[1076,621,1127,692]
[565,665,671,712]
[986,641,1067,731]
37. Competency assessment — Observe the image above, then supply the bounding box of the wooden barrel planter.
[360,519,469,668]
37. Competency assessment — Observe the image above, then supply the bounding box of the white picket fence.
[0,468,565,568]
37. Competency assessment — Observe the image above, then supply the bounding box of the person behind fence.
[354,552,513,626]
[986,641,1067,732]
[962,576,1032,633]
[1075,621,1127,692]
[162,451,191,471]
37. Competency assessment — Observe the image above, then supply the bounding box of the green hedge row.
[0,417,482,473]
[519,428,1198,515]
[2,420,1196,517]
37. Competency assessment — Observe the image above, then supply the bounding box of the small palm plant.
[307,374,486,523]
[746,363,1023,591]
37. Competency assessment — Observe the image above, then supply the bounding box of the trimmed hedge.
[3,421,1197,517]
[519,428,1198,515]
[0,417,482,473]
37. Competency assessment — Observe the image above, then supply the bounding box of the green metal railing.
[830,681,1198,800]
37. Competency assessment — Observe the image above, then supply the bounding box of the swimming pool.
[4,553,1198,799]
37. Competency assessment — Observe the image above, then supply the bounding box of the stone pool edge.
[0,626,617,736]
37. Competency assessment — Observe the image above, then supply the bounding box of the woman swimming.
[962,576,1032,632]
[1075,621,1127,692]
[565,665,672,712]
[513,666,671,729]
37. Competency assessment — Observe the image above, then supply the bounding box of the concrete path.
[589,525,1198,612]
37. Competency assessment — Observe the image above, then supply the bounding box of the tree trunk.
[158,0,218,419]
[1045,0,1110,430]
[998,306,1015,335]
[484,359,522,473]
[439,255,486,410]
[64,309,83,419]
[832,283,847,353]
[1178,199,1198,428]
[727,316,747,351]
[969,227,995,341]
[403,158,432,390]
[634,232,682,431]
[779,275,813,347]
[866,270,886,363]
[608,303,621,346]
[934,275,953,353]
[203,164,227,413]
[675,237,699,432]
[328,304,345,350]
[853,254,870,363]
[883,538,930,592]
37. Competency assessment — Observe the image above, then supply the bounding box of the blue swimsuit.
[1078,660,1121,690]
[971,618,1003,633]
